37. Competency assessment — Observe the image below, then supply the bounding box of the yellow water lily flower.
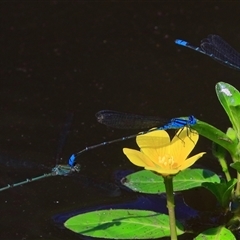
[123,127,205,176]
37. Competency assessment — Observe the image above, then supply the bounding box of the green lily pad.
[65,209,184,239]
[122,168,220,194]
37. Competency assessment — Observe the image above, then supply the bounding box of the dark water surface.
[1,2,240,239]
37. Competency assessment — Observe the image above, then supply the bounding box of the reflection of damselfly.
[0,157,120,196]
[175,34,240,70]
[0,159,80,192]
[0,113,79,192]
[0,114,120,196]
[69,110,196,166]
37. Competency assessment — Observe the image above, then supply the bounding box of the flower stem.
[164,176,178,240]
[236,172,240,196]
[218,156,231,181]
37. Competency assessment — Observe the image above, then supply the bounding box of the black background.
[1,1,240,239]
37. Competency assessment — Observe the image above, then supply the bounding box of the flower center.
[158,154,178,169]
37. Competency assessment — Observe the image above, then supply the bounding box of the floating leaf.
[64,209,184,239]
[194,226,236,240]
[122,168,220,194]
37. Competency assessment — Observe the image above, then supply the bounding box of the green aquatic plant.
[64,82,240,240]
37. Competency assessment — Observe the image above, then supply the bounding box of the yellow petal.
[145,165,180,176]
[141,144,170,166]
[170,127,199,162]
[123,127,205,177]
[179,152,206,171]
[140,147,160,164]
[137,130,171,165]
[123,148,156,167]
[136,130,170,148]
[155,144,171,160]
